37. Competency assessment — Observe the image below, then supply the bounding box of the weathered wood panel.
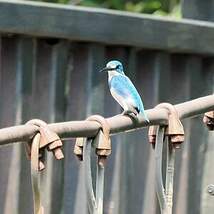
[0,1,213,214]
[0,36,19,213]
[1,0,214,55]
[182,2,214,214]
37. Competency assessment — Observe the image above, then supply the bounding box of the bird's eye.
[116,65,120,69]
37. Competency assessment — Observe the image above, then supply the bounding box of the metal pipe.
[0,95,213,146]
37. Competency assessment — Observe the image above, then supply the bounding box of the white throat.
[108,70,120,81]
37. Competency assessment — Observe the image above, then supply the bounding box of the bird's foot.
[121,110,133,116]
[121,111,139,122]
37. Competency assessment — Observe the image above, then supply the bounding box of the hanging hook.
[25,119,64,214]
[148,103,185,148]
[31,132,44,214]
[155,126,168,213]
[25,119,64,170]
[149,103,185,214]
[74,115,111,214]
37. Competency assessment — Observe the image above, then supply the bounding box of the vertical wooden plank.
[16,37,36,214]
[44,39,69,214]
[185,56,207,214]
[63,43,105,214]
[169,54,191,214]
[200,58,214,214]
[104,46,129,214]
[0,37,17,125]
[138,50,159,214]
[34,39,69,214]
[2,38,70,214]
[0,35,1,96]
[139,51,171,214]
[0,36,18,213]
[121,49,152,214]
[114,48,137,213]
[0,36,37,214]
[169,55,214,214]
[18,38,69,214]
[182,3,214,213]
[62,43,88,214]
[30,39,53,214]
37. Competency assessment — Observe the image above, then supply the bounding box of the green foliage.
[35,0,181,17]
[125,1,162,13]
[35,0,69,3]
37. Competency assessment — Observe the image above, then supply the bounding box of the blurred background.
[0,0,213,214]
[37,0,181,17]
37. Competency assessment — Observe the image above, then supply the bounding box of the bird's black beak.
[99,67,110,73]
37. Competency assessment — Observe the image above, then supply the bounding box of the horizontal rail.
[0,95,213,146]
[1,0,214,55]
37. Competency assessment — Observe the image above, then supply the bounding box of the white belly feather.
[110,88,137,113]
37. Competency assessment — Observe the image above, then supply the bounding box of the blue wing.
[109,75,145,113]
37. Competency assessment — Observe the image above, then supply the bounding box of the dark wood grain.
[0,36,19,214]
[0,1,213,214]
[182,2,214,213]
[0,1,214,54]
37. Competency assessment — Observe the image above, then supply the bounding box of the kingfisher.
[100,60,149,122]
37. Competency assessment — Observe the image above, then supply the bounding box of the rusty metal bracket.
[151,103,184,214]
[74,115,111,214]
[25,119,64,170]
[148,125,158,148]
[148,103,185,149]
[87,115,111,159]
[74,115,111,162]
[27,119,65,214]
[203,111,214,130]
[74,137,85,161]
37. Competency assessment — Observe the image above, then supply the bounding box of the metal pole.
[0,95,213,145]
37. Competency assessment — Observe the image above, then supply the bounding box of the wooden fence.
[0,0,213,213]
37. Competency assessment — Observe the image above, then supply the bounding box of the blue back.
[109,74,145,113]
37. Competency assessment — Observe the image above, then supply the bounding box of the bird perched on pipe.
[100,60,149,123]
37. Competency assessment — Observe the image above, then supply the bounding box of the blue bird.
[100,60,149,122]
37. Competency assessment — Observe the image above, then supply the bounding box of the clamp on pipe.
[87,115,111,166]
[148,103,185,214]
[25,119,64,214]
[74,115,111,163]
[148,103,185,149]
[25,119,64,170]
[203,111,214,130]
[74,115,111,214]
